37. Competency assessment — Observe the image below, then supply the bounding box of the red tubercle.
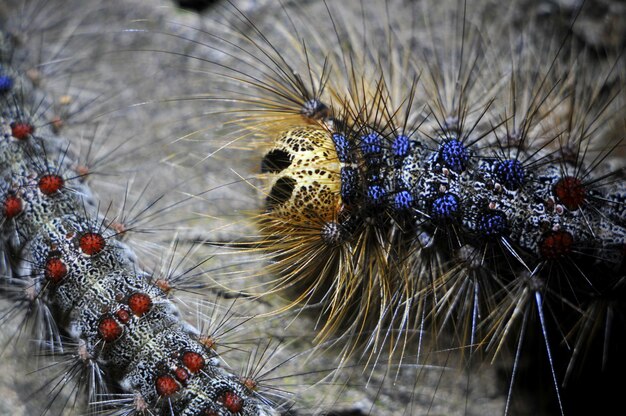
[554,176,586,211]
[3,194,23,218]
[181,351,205,373]
[241,377,258,392]
[115,308,131,324]
[50,116,64,134]
[10,121,34,140]
[38,174,64,195]
[127,292,152,316]
[109,220,127,235]
[75,164,90,178]
[78,232,106,256]
[155,278,173,294]
[44,257,68,284]
[540,230,574,260]
[199,335,216,351]
[218,390,244,413]
[155,374,180,397]
[174,367,189,384]
[98,315,123,342]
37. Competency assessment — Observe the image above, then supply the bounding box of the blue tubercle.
[332,133,353,163]
[477,210,507,237]
[367,185,387,206]
[393,190,413,211]
[360,132,383,155]
[494,159,525,190]
[392,134,410,158]
[340,167,360,205]
[430,193,460,222]
[439,138,469,172]
[0,74,13,94]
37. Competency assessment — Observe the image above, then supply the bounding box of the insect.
[1,0,624,415]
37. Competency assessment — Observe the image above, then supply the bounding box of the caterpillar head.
[261,126,342,225]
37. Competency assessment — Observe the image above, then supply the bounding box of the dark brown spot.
[540,230,574,260]
[554,176,586,211]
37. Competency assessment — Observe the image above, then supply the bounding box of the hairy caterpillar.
[1,0,625,415]
[137,0,625,415]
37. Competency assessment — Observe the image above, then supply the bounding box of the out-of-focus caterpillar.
[0,1,294,415]
[141,0,625,414]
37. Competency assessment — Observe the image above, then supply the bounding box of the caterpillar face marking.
[263,126,341,221]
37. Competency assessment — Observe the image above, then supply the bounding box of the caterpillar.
[1,0,625,415]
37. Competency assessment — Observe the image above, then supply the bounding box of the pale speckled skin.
[0,95,279,415]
